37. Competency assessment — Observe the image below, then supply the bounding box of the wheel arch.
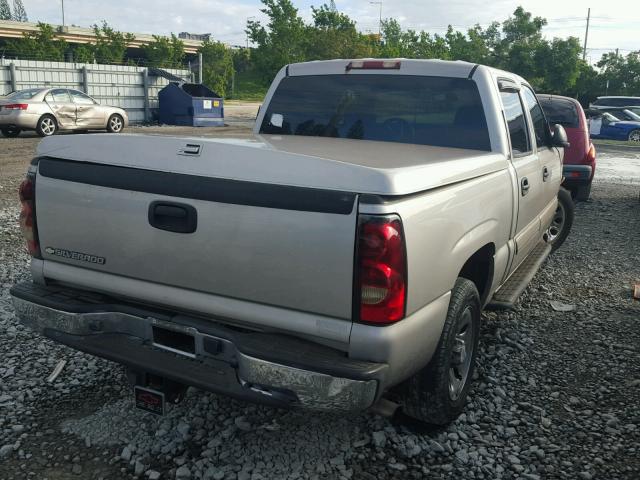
[458,243,495,305]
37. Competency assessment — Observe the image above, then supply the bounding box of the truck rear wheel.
[397,278,480,425]
[544,187,574,252]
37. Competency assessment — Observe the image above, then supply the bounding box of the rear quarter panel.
[360,164,513,315]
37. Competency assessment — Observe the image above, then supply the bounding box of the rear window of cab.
[260,75,491,151]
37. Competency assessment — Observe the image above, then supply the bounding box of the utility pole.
[246,16,256,49]
[61,0,65,26]
[369,1,382,38]
[582,7,590,61]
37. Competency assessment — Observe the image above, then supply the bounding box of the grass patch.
[230,70,269,102]
[592,139,640,147]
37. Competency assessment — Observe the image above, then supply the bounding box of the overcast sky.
[22,0,639,64]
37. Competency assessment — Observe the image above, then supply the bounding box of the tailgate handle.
[149,201,197,234]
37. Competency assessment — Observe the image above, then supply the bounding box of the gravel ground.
[0,131,638,479]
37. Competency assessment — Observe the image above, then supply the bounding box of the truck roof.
[286,58,527,85]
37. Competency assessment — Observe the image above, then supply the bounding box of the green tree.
[247,0,307,81]
[141,34,185,68]
[0,0,12,20]
[535,37,583,93]
[11,0,26,21]
[306,3,374,60]
[571,61,602,105]
[92,21,135,64]
[497,7,548,81]
[73,43,96,63]
[5,22,66,61]
[597,51,640,96]
[198,40,234,97]
[232,47,252,74]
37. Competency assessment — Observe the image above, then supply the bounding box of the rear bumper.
[10,282,384,411]
[0,110,40,129]
[563,164,593,186]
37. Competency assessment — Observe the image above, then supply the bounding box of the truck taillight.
[4,103,28,110]
[19,174,41,258]
[356,215,407,324]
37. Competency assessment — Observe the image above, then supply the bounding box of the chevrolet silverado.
[11,59,572,425]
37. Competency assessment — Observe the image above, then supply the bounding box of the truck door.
[521,86,562,232]
[499,84,543,272]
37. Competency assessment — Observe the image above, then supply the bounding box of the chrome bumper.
[11,293,379,411]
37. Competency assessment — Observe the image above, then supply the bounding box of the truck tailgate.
[34,157,358,320]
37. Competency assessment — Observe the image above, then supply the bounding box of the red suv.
[538,94,596,201]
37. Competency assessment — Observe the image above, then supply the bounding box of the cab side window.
[500,90,531,156]
[522,87,549,148]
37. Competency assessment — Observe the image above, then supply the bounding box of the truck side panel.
[359,166,513,316]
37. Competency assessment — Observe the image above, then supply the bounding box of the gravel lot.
[0,122,638,480]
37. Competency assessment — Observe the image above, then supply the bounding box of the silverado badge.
[44,247,106,265]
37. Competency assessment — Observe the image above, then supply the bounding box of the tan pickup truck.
[11,59,572,425]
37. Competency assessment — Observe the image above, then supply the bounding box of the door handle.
[148,201,197,233]
[520,177,530,196]
[542,166,550,181]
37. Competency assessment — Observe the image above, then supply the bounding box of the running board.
[486,242,551,310]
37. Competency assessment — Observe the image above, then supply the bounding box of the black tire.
[36,115,57,137]
[0,127,21,138]
[574,181,592,202]
[544,187,574,252]
[106,114,124,133]
[397,278,481,425]
[628,129,640,143]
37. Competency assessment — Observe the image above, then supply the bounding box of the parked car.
[586,110,640,143]
[538,94,596,201]
[590,96,640,109]
[587,107,640,122]
[10,59,572,425]
[0,87,128,137]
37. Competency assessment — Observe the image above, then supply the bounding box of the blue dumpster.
[158,83,224,127]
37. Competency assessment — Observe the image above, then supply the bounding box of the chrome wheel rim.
[110,116,123,132]
[544,200,566,243]
[449,306,474,401]
[40,118,55,136]
[629,130,640,142]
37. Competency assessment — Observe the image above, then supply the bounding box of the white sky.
[21,0,640,64]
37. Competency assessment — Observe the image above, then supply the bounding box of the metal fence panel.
[0,58,190,124]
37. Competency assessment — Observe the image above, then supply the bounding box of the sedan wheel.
[36,116,57,137]
[107,114,124,133]
[629,129,640,143]
[0,127,21,138]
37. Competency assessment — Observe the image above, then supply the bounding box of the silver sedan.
[0,88,128,137]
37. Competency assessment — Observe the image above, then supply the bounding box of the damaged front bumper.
[10,282,385,411]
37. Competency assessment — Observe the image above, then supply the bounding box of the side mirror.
[551,124,570,148]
